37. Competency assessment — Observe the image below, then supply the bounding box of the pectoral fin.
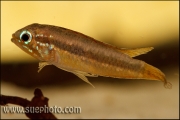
[73,71,96,88]
[38,62,50,73]
[40,62,97,88]
[119,47,154,57]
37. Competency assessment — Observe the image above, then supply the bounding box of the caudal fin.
[143,63,172,89]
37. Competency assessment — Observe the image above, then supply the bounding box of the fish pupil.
[21,34,29,41]
[20,30,32,44]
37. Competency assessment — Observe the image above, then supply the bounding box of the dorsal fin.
[119,47,154,57]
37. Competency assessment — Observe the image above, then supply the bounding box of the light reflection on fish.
[11,23,172,89]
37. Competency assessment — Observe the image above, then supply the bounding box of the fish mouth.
[11,33,15,42]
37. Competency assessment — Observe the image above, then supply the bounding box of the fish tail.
[143,63,172,89]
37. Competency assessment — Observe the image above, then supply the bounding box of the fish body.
[11,23,172,88]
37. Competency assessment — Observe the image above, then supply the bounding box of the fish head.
[11,23,55,62]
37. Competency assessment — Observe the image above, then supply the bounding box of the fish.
[11,23,172,89]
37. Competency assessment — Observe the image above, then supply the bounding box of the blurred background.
[1,1,179,119]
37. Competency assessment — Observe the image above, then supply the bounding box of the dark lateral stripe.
[50,38,142,72]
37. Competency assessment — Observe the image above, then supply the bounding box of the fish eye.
[20,30,32,44]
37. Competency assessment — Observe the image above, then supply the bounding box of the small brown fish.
[11,23,172,88]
